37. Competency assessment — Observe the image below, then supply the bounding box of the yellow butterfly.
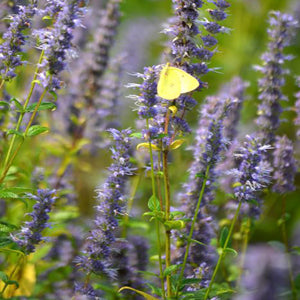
[157,63,199,100]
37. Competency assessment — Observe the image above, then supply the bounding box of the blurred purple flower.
[12,189,57,254]
[235,245,289,300]
[0,0,38,81]
[35,0,87,91]
[272,135,297,194]
[75,129,133,278]
[255,11,297,145]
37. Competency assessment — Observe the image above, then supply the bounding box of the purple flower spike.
[75,129,133,279]
[255,11,297,145]
[0,1,38,81]
[273,135,297,194]
[12,189,57,254]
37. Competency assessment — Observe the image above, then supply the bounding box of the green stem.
[281,197,297,300]
[146,119,165,300]
[122,172,142,238]
[0,88,47,184]
[237,218,251,285]
[162,150,172,298]
[175,165,210,297]
[24,88,47,135]
[0,79,4,91]
[0,255,24,296]
[204,201,242,300]
[0,50,45,184]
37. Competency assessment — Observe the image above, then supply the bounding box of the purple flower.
[175,96,232,281]
[272,135,297,194]
[234,245,289,300]
[75,129,133,278]
[255,11,297,145]
[0,0,38,81]
[228,136,272,216]
[12,189,56,254]
[35,0,87,91]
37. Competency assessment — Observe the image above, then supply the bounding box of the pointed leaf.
[169,139,185,150]
[25,102,56,112]
[10,98,24,112]
[6,129,24,138]
[137,143,160,151]
[148,195,161,211]
[26,125,49,137]
[220,227,229,248]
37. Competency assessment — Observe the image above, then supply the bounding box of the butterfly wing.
[157,65,181,100]
[169,67,199,94]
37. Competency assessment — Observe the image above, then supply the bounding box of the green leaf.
[170,211,185,218]
[6,129,24,138]
[294,273,300,290]
[26,125,49,137]
[49,91,58,101]
[169,139,185,150]
[0,220,18,233]
[146,283,162,296]
[10,98,24,112]
[0,101,9,107]
[224,247,238,257]
[190,238,207,247]
[164,220,185,230]
[0,271,8,282]
[180,278,202,287]
[220,226,229,248]
[148,195,161,211]
[25,102,57,112]
[118,286,160,300]
[0,236,14,247]
[130,132,143,138]
[42,15,52,21]
[291,246,300,255]
[0,190,19,199]
[32,79,41,85]
[5,280,19,288]
[163,264,180,276]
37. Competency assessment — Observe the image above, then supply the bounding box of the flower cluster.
[163,0,231,139]
[272,135,297,194]
[235,245,289,300]
[83,0,121,102]
[176,96,232,280]
[229,136,272,216]
[36,0,87,90]
[75,129,133,278]
[0,0,38,81]
[12,189,56,254]
[255,11,297,145]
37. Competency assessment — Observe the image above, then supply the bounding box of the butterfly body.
[157,63,199,100]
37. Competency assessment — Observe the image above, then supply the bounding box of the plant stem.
[0,50,45,184]
[163,149,172,298]
[146,119,165,300]
[0,255,25,296]
[122,171,141,238]
[204,200,242,300]
[0,88,47,184]
[237,218,251,285]
[0,79,4,91]
[175,165,210,297]
[281,197,297,300]
[24,88,47,135]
